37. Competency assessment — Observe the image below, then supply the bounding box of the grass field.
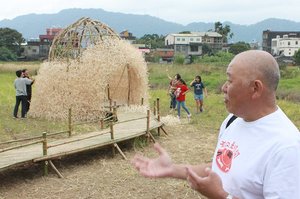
[0,61,299,199]
[0,62,299,143]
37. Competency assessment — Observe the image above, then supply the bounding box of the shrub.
[0,47,17,61]
[174,54,185,65]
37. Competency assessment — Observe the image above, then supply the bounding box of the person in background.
[167,73,181,112]
[132,50,300,199]
[174,78,191,120]
[22,69,34,113]
[13,70,34,118]
[190,75,207,113]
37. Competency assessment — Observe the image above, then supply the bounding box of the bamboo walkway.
[0,111,164,174]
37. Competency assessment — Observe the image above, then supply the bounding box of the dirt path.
[0,121,219,199]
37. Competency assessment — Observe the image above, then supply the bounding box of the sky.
[0,0,299,25]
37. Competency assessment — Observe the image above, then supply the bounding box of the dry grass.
[0,62,40,74]
[0,123,216,199]
[30,38,149,121]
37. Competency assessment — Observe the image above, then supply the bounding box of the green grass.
[0,62,299,143]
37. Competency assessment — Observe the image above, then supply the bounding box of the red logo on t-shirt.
[216,141,240,173]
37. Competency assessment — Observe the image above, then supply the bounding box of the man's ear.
[252,80,264,99]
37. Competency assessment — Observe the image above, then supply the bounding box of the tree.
[0,47,17,61]
[135,34,165,49]
[202,43,212,55]
[293,49,300,65]
[214,22,233,43]
[0,28,25,57]
[228,42,251,55]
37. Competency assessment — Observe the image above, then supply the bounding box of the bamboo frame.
[49,17,120,61]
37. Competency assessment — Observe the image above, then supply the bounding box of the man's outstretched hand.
[131,143,174,178]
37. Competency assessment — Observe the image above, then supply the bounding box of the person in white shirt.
[131,50,300,199]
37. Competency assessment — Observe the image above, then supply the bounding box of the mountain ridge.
[1,8,300,42]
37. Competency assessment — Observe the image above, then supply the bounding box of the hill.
[1,8,300,42]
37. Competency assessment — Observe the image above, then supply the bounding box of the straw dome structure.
[49,17,120,61]
[30,18,149,121]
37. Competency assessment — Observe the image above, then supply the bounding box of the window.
[32,49,37,53]
[296,41,298,45]
[196,38,200,41]
[190,38,194,41]
[190,46,198,52]
[182,38,185,41]
[288,41,290,45]
[176,38,180,41]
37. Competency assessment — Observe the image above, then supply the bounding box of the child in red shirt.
[174,79,191,120]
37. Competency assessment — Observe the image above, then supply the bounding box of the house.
[22,39,40,60]
[120,30,136,44]
[154,48,174,62]
[262,30,300,53]
[271,35,300,57]
[165,32,223,57]
[21,28,63,60]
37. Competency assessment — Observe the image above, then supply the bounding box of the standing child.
[174,79,191,120]
[190,75,207,113]
[167,73,181,111]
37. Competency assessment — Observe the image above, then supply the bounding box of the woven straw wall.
[29,35,149,121]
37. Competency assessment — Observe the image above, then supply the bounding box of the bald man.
[132,50,300,199]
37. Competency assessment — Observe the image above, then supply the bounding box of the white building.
[165,32,223,56]
[271,35,300,57]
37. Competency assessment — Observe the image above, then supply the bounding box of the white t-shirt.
[212,107,300,199]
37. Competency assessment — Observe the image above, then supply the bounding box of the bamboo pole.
[157,98,161,136]
[113,102,117,121]
[68,108,72,137]
[100,119,104,129]
[110,121,115,156]
[114,143,127,160]
[146,109,151,143]
[153,100,157,116]
[0,140,42,153]
[49,160,64,178]
[114,116,147,125]
[47,130,110,148]
[42,132,48,176]
[110,122,114,140]
[127,64,131,106]
[0,135,42,145]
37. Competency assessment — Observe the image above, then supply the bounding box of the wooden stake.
[157,98,161,136]
[153,100,156,116]
[42,132,48,176]
[127,64,131,106]
[161,126,168,136]
[68,108,72,137]
[141,98,144,105]
[114,143,127,160]
[146,110,150,142]
[107,84,111,100]
[49,160,64,178]
[110,121,114,140]
[100,119,104,129]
